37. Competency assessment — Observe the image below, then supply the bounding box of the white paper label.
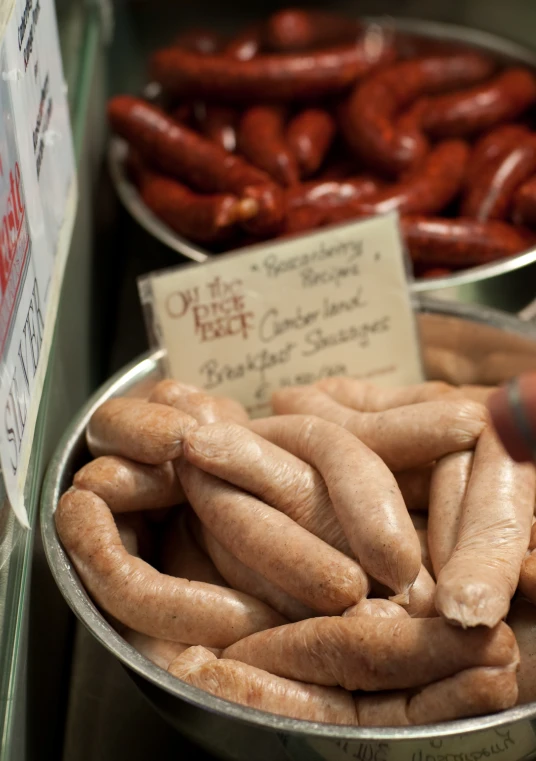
[0,0,76,527]
[141,213,423,415]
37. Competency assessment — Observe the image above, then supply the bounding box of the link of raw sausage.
[341,53,495,176]
[203,529,316,622]
[356,665,518,725]
[368,564,437,618]
[223,615,518,690]
[238,106,300,186]
[177,460,369,614]
[286,109,337,177]
[507,598,536,705]
[149,41,396,103]
[422,68,536,138]
[402,215,528,269]
[263,9,362,52]
[55,489,286,648]
[436,426,535,628]
[86,397,198,465]
[149,379,249,425]
[270,385,488,470]
[462,136,536,221]
[316,377,453,411]
[73,456,185,513]
[343,598,409,619]
[169,647,358,724]
[248,414,421,599]
[107,96,285,234]
[428,451,473,578]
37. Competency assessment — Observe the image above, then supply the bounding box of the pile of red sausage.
[107,9,536,277]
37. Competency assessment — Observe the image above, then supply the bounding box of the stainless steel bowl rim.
[108,17,536,289]
[41,298,536,742]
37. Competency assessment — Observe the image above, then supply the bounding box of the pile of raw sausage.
[56,375,536,726]
[107,9,536,277]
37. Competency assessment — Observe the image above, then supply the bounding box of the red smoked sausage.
[175,29,223,55]
[264,9,363,52]
[149,40,396,103]
[193,103,238,153]
[512,174,536,227]
[238,106,300,187]
[287,109,337,178]
[462,136,536,221]
[341,53,495,176]
[466,124,532,186]
[108,96,284,234]
[402,215,528,269]
[422,68,536,138]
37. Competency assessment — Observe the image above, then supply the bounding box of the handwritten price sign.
[140,213,423,415]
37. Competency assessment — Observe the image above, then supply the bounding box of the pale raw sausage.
[436,427,535,628]
[87,397,197,464]
[428,451,473,577]
[74,456,185,512]
[169,647,358,724]
[159,508,227,586]
[271,385,488,470]
[149,379,249,425]
[55,488,286,648]
[223,616,518,690]
[343,598,409,619]
[507,598,536,704]
[178,461,369,614]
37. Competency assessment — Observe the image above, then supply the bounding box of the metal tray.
[41,298,536,761]
[108,18,536,312]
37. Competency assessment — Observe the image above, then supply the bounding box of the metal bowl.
[41,299,536,761]
[108,18,536,313]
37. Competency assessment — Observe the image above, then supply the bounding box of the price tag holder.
[0,0,77,528]
[139,212,424,414]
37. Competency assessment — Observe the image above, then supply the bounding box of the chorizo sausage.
[263,9,362,52]
[334,140,469,218]
[270,386,487,470]
[428,451,473,578]
[343,598,409,619]
[177,460,369,614]
[223,615,518,690]
[55,489,286,648]
[286,109,337,177]
[511,174,536,227]
[436,426,535,628]
[107,96,284,234]
[238,106,299,186]
[138,170,251,244]
[466,124,531,187]
[342,53,495,176]
[159,508,227,586]
[73,456,185,513]
[149,41,396,103]
[193,103,238,153]
[149,379,249,425]
[169,647,358,724]
[356,666,518,725]
[402,215,528,269]
[422,68,536,138]
[203,529,316,622]
[462,137,536,221]
[247,414,421,599]
[285,176,382,212]
[86,397,197,465]
[507,598,536,704]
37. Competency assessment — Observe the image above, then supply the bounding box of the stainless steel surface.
[108,17,536,312]
[40,298,536,760]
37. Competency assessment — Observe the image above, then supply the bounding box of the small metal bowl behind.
[109,18,536,313]
[42,299,536,761]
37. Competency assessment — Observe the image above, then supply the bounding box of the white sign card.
[139,212,424,417]
[0,0,77,527]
